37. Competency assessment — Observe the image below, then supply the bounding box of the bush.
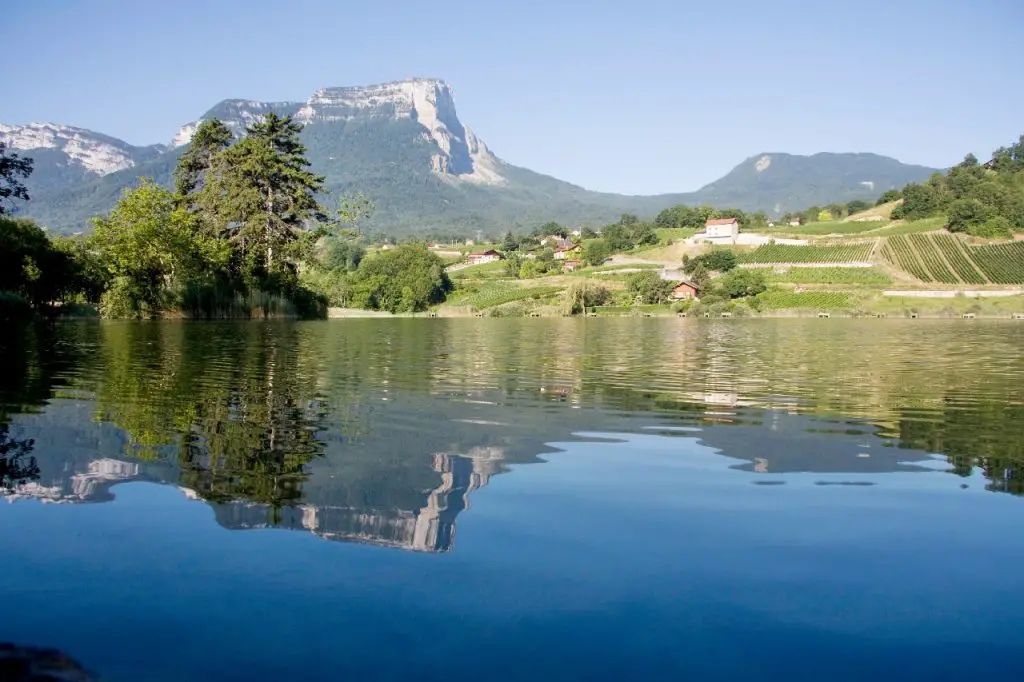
[969,215,1014,238]
[627,271,674,304]
[719,269,768,298]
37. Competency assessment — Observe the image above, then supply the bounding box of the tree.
[630,222,659,246]
[845,200,871,215]
[698,250,738,272]
[627,271,673,304]
[0,217,83,308]
[946,198,992,233]
[503,231,519,251]
[533,221,566,238]
[582,239,610,266]
[348,244,452,313]
[90,180,226,317]
[0,142,33,214]
[876,189,902,205]
[174,119,234,199]
[503,252,523,278]
[580,226,598,239]
[720,269,767,298]
[213,113,325,275]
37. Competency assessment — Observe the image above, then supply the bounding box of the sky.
[4,0,1022,194]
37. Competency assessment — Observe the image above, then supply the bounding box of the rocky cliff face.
[0,122,163,176]
[294,78,504,185]
[169,99,303,147]
[165,79,504,186]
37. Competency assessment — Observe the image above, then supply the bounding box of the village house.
[705,217,740,240]
[671,281,700,301]
[553,243,582,260]
[562,259,583,272]
[788,218,801,227]
[467,249,502,265]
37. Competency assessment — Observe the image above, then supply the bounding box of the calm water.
[1,319,1023,681]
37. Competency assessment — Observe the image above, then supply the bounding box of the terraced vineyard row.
[754,291,852,309]
[737,242,874,264]
[968,242,1024,284]
[881,237,932,282]
[907,235,957,283]
[765,267,892,285]
[931,234,985,284]
[883,234,1024,284]
[461,285,562,309]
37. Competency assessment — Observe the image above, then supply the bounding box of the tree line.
[890,134,1024,237]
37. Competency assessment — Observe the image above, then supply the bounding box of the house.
[467,249,502,265]
[540,236,574,248]
[705,217,740,240]
[571,229,582,238]
[553,243,582,260]
[671,282,700,301]
[562,259,583,272]
[788,219,801,227]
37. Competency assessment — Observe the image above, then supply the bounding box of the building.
[705,217,740,240]
[467,249,502,265]
[553,243,582,260]
[562,259,583,272]
[788,218,801,227]
[671,282,700,301]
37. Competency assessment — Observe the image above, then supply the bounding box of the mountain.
[4,79,941,235]
[691,152,941,213]
[0,122,166,195]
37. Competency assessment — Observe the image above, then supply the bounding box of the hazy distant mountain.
[4,79,940,235]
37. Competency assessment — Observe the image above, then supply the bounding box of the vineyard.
[455,285,562,309]
[882,234,1024,284]
[737,242,874,264]
[766,267,892,285]
[753,290,852,309]
[968,242,1024,284]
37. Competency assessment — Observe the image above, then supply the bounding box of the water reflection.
[1,319,1022,553]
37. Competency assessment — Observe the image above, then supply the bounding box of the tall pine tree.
[216,113,325,275]
[174,119,234,198]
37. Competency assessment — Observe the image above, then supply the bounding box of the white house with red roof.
[705,217,740,240]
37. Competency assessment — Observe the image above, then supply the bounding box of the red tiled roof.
[705,218,739,226]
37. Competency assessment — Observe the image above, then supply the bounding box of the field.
[765,267,892,285]
[867,217,947,237]
[737,242,874,264]
[774,220,890,237]
[753,290,853,309]
[882,234,1024,284]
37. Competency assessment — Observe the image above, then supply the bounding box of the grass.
[869,216,947,237]
[448,260,508,279]
[776,221,891,237]
[578,263,663,274]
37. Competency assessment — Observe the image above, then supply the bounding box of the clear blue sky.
[4,0,1022,194]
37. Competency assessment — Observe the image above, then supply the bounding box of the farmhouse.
[562,259,583,272]
[671,282,701,301]
[553,243,582,260]
[467,249,502,265]
[705,217,740,240]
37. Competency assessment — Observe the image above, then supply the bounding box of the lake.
[1,319,1023,681]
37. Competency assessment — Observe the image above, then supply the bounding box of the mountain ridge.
[1,78,942,235]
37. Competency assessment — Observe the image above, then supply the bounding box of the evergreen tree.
[503,231,518,251]
[215,113,325,274]
[174,119,234,199]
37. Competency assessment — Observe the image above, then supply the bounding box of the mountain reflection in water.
[2,318,1023,553]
